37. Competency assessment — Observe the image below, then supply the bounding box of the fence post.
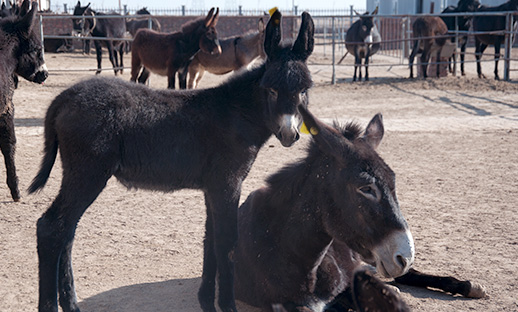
[332,17,336,85]
[504,12,512,81]
[182,5,186,16]
[239,5,242,16]
[39,14,45,60]
[454,15,459,76]
[63,3,67,13]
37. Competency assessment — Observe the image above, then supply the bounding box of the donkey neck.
[263,160,337,270]
[179,22,207,56]
[196,65,275,148]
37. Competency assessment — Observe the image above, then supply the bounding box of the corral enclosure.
[1,20,518,312]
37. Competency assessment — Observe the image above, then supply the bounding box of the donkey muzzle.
[29,64,49,84]
[373,229,415,278]
[276,114,301,147]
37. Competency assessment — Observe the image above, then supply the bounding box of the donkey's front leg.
[105,41,118,76]
[0,113,20,201]
[198,196,218,312]
[203,189,239,312]
[167,66,178,89]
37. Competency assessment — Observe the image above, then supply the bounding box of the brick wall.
[39,14,298,39]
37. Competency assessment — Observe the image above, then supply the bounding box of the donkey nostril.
[396,255,407,269]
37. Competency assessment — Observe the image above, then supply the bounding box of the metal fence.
[39,11,518,82]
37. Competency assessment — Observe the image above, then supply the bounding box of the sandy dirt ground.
[0,49,517,312]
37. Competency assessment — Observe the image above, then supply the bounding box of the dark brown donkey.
[234,105,415,311]
[0,0,47,201]
[178,18,266,89]
[29,9,314,312]
[409,16,448,78]
[130,8,221,89]
[473,0,518,80]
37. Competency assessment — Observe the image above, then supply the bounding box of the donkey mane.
[265,121,364,203]
[181,17,207,34]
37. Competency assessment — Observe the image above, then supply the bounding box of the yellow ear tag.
[310,127,319,135]
[269,7,278,16]
[300,122,310,134]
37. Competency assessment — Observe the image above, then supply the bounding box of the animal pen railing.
[310,11,518,82]
[38,11,518,82]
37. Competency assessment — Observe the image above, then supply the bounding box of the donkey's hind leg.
[395,268,486,298]
[105,41,118,76]
[0,113,20,201]
[37,167,110,312]
[93,40,103,75]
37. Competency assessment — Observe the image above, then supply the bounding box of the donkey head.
[355,7,378,44]
[72,1,94,36]
[198,8,221,56]
[261,9,314,147]
[457,0,481,12]
[298,105,414,278]
[10,0,48,84]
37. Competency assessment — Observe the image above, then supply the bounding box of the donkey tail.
[28,104,59,194]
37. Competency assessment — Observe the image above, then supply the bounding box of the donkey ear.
[16,1,36,34]
[292,11,314,61]
[298,105,350,161]
[363,113,384,150]
[204,7,216,27]
[209,7,220,27]
[264,9,282,60]
[19,0,30,17]
[258,18,265,33]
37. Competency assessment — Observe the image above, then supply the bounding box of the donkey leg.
[408,40,419,78]
[38,167,110,312]
[364,55,370,82]
[460,41,467,76]
[475,39,487,79]
[420,47,431,79]
[138,68,151,84]
[493,41,501,80]
[94,40,103,75]
[395,268,486,298]
[0,113,20,201]
[193,69,206,89]
[204,189,239,312]
[58,237,79,312]
[167,67,178,89]
[118,44,124,75]
[198,199,218,312]
[105,41,118,76]
[130,53,141,82]
[435,48,442,78]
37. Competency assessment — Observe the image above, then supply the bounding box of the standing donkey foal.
[29,9,314,312]
[0,0,47,201]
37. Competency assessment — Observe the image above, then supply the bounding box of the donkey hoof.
[467,282,487,298]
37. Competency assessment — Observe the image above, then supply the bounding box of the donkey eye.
[268,88,278,97]
[358,184,380,201]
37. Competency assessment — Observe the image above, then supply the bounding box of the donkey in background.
[178,18,266,89]
[473,0,518,80]
[441,0,481,76]
[0,0,47,201]
[409,16,449,78]
[130,8,221,89]
[345,7,381,82]
[29,9,314,312]
[72,1,126,75]
[125,7,161,38]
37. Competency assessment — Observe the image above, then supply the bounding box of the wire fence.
[39,10,518,82]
